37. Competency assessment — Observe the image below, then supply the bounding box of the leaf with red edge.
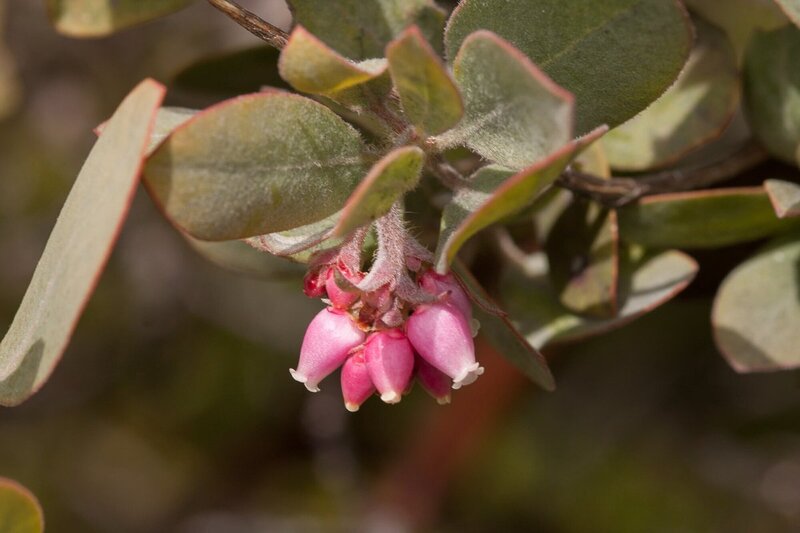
[0,79,165,406]
[617,187,800,249]
[434,126,607,274]
[334,146,424,237]
[436,30,574,170]
[46,0,191,38]
[765,179,800,218]
[184,236,306,280]
[503,247,698,349]
[144,92,367,241]
[713,229,800,372]
[386,26,463,136]
[775,0,800,27]
[0,477,44,533]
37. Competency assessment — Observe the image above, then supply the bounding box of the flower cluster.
[290,260,484,411]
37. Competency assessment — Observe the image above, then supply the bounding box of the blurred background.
[0,1,799,531]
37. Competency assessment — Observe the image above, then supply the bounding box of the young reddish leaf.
[279,26,388,95]
[617,187,800,249]
[713,230,800,372]
[503,248,698,349]
[334,146,424,237]
[444,0,692,135]
[144,92,367,241]
[603,19,740,171]
[434,126,607,273]
[765,179,800,218]
[287,0,446,59]
[744,25,800,164]
[46,0,191,38]
[450,262,554,390]
[775,0,800,27]
[386,26,463,135]
[0,477,44,533]
[0,79,165,406]
[436,30,574,170]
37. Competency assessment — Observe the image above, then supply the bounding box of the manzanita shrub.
[3,0,800,420]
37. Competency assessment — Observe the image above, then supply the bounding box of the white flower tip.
[452,363,484,389]
[436,394,451,405]
[470,318,481,337]
[345,402,360,412]
[380,391,402,404]
[289,369,320,392]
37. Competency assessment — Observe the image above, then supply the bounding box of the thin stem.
[206,0,289,49]
[426,154,471,189]
[557,141,769,207]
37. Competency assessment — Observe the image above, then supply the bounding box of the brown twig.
[207,0,289,49]
[557,141,769,207]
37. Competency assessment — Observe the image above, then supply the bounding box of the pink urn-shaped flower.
[364,329,415,404]
[341,349,375,412]
[407,302,484,389]
[419,271,472,321]
[325,264,363,309]
[290,307,366,392]
[415,355,452,405]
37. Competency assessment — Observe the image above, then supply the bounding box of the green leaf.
[434,127,607,273]
[279,26,388,95]
[287,0,446,59]
[0,478,43,533]
[452,262,554,391]
[171,46,288,101]
[444,0,693,134]
[617,187,800,249]
[774,0,800,28]
[386,26,463,135]
[183,235,306,280]
[603,19,740,171]
[436,30,573,170]
[334,146,424,236]
[744,25,800,164]
[46,0,191,37]
[0,79,165,406]
[144,92,367,241]
[245,212,343,262]
[712,230,800,371]
[503,248,698,349]
[145,107,196,155]
[765,179,800,218]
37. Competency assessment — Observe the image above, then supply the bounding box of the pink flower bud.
[415,355,451,405]
[290,308,365,392]
[325,265,362,309]
[406,303,483,389]
[419,271,472,320]
[303,266,329,298]
[341,349,375,412]
[365,329,414,404]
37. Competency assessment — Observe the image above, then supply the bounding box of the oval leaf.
[184,235,306,280]
[279,26,388,95]
[287,0,446,59]
[144,92,367,241]
[775,0,800,27]
[444,0,693,134]
[713,230,800,371]
[334,146,424,236]
[46,0,191,37]
[603,19,740,171]
[434,127,607,273]
[245,211,342,262]
[386,25,463,135]
[503,248,698,349]
[0,79,165,405]
[765,179,800,218]
[436,30,573,170]
[617,187,800,249]
[0,478,44,533]
[744,25,800,164]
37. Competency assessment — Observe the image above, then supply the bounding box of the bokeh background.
[0,1,799,531]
